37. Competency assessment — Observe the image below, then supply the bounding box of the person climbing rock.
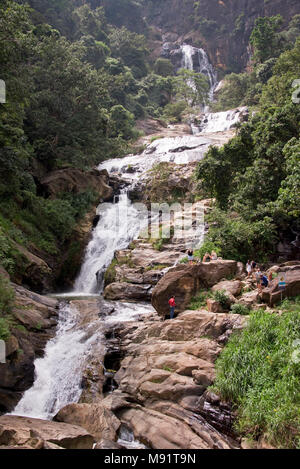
[168,296,176,319]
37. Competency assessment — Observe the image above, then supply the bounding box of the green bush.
[0,275,14,341]
[189,290,213,310]
[0,318,10,341]
[230,303,251,316]
[104,259,118,286]
[213,290,231,310]
[213,302,300,448]
[0,275,15,315]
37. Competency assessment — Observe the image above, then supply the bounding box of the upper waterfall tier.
[180,44,218,101]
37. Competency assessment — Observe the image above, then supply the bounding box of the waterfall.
[11,303,100,420]
[74,191,146,294]
[180,44,218,104]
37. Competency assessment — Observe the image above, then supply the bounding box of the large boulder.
[152,261,237,316]
[104,282,152,301]
[0,415,94,449]
[11,242,52,292]
[54,403,120,442]
[212,280,242,297]
[261,269,300,306]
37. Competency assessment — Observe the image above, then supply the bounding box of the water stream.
[10,42,245,423]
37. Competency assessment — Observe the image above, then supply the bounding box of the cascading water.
[74,190,146,294]
[12,303,101,420]
[10,39,246,422]
[180,44,218,105]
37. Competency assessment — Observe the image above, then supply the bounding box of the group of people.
[187,249,218,265]
[246,260,272,293]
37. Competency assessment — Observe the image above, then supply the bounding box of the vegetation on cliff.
[0,275,15,341]
[0,0,210,282]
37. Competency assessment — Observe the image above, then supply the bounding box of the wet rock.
[117,405,236,449]
[0,415,94,449]
[104,283,152,302]
[94,439,122,449]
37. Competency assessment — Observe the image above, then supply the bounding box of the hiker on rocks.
[168,296,176,319]
[254,267,262,288]
[259,274,269,293]
[246,260,252,277]
[187,249,194,265]
[203,252,212,263]
[251,260,257,270]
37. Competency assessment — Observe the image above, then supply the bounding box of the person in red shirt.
[168,296,176,319]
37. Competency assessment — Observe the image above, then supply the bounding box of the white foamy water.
[198,108,247,134]
[11,301,153,419]
[99,134,214,178]
[11,303,101,420]
[181,44,218,104]
[74,192,148,294]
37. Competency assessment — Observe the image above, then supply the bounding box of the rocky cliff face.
[145,0,300,72]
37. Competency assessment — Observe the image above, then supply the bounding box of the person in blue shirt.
[261,274,269,288]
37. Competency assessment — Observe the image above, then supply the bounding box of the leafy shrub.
[0,275,15,341]
[0,275,15,315]
[230,303,251,316]
[213,290,231,310]
[104,259,118,286]
[0,318,10,341]
[189,290,213,310]
[213,303,300,448]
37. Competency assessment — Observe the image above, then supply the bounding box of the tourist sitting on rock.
[168,296,176,319]
[187,249,194,265]
[203,253,212,263]
[211,251,218,261]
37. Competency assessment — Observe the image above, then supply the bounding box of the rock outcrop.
[152,261,237,316]
[54,403,120,443]
[41,168,114,202]
[144,0,299,73]
[101,310,244,449]
[104,283,152,302]
[261,268,300,306]
[0,415,94,449]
